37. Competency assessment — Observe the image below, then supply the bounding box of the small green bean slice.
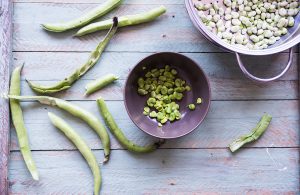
[85,74,118,95]
[6,95,111,163]
[9,65,39,180]
[27,18,119,94]
[48,112,101,195]
[42,0,122,32]
[97,97,164,152]
[75,6,166,36]
[188,104,196,110]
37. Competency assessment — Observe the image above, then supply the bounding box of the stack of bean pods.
[7,0,167,194]
[193,0,299,49]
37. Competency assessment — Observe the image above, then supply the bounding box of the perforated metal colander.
[186,0,300,82]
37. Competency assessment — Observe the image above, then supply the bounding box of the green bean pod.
[48,112,101,195]
[9,65,39,180]
[42,0,122,32]
[75,6,166,36]
[85,74,118,95]
[96,97,164,153]
[229,114,272,152]
[27,17,119,94]
[6,95,111,163]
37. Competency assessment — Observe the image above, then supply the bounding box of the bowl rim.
[123,52,211,139]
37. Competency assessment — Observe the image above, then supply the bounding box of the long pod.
[27,17,119,94]
[96,97,164,152]
[85,74,118,95]
[75,6,166,36]
[7,95,111,162]
[42,0,122,32]
[9,65,39,180]
[48,112,101,195]
[229,114,272,152]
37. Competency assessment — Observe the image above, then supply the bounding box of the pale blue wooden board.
[8,0,300,194]
[9,149,299,194]
[9,100,299,150]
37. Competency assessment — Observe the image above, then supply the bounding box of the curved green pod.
[229,114,272,152]
[42,0,122,32]
[96,97,164,153]
[9,65,39,180]
[7,95,111,163]
[27,17,119,94]
[48,112,101,194]
[75,6,166,36]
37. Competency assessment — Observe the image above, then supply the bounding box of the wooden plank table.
[3,0,300,194]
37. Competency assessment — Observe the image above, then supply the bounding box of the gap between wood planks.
[9,146,300,153]
[12,0,183,5]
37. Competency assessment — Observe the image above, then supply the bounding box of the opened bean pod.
[27,17,119,94]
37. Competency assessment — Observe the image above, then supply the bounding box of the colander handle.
[235,47,294,82]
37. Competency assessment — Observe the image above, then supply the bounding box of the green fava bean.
[147,97,156,107]
[160,86,168,95]
[48,112,101,195]
[174,92,183,100]
[149,111,157,118]
[97,98,164,152]
[175,79,181,87]
[168,113,176,122]
[188,104,196,110]
[138,78,145,88]
[144,107,150,113]
[197,98,202,104]
[171,69,177,75]
[185,85,191,91]
[138,88,148,95]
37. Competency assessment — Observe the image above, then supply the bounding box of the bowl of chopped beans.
[124,52,211,139]
[186,0,300,82]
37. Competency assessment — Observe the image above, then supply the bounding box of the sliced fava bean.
[48,112,101,195]
[97,97,164,152]
[9,65,39,180]
[6,95,111,163]
[85,74,118,95]
[188,104,196,110]
[27,18,119,94]
[196,98,202,104]
[42,0,122,32]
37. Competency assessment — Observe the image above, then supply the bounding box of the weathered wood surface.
[0,0,13,194]
[9,100,299,151]
[7,0,300,194]
[13,2,298,53]
[14,52,298,100]
[9,149,299,194]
